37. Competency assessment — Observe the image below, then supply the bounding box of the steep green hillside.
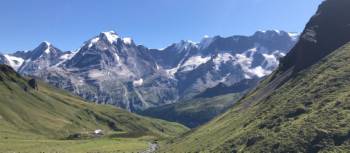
[0,65,188,152]
[140,93,242,128]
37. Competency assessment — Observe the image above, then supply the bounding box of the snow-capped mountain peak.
[42,41,51,46]
[175,40,198,51]
[99,31,120,44]
[37,41,51,49]
[29,41,60,60]
[41,41,52,54]
[84,31,134,48]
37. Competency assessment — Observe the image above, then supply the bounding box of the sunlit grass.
[0,138,149,153]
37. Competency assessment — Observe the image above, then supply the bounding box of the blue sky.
[0,0,323,53]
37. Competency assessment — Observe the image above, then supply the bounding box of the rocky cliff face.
[280,0,350,73]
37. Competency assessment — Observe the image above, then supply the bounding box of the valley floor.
[0,137,153,153]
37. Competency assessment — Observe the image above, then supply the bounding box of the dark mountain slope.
[140,79,258,128]
[140,93,242,128]
[280,0,350,73]
[195,78,260,99]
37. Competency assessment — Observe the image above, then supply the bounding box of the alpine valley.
[2,0,350,152]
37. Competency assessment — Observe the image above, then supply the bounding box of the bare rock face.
[280,0,350,73]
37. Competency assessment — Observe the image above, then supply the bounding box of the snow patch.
[233,53,272,79]
[43,41,51,46]
[180,56,211,72]
[259,29,281,34]
[158,47,166,51]
[248,47,257,52]
[166,68,178,77]
[244,66,272,79]
[88,37,100,48]
[133,78,144,87]
[89,70,105,79]
[54,51,78,67]
[43,42,51,54]
[165,49,191,77]
[114,53,121,63]
[60,52,76,60]
[214,53,234,63]
[3,54,24,71]
[213,53,234,70]
[234,54,252,68]
[122,37,133,45]
[272,29,281,34]
[219,73,231,83]
[288,32,299,41]
[86,31,131,48]
[262,53,279,69]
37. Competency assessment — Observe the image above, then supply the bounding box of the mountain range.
[0,30,298,112]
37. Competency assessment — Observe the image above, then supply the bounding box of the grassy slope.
[140,93,241,128]
[160,43,350,152]
[0,65,188,152]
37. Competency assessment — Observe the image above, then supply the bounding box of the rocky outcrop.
[28,79,38,90]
